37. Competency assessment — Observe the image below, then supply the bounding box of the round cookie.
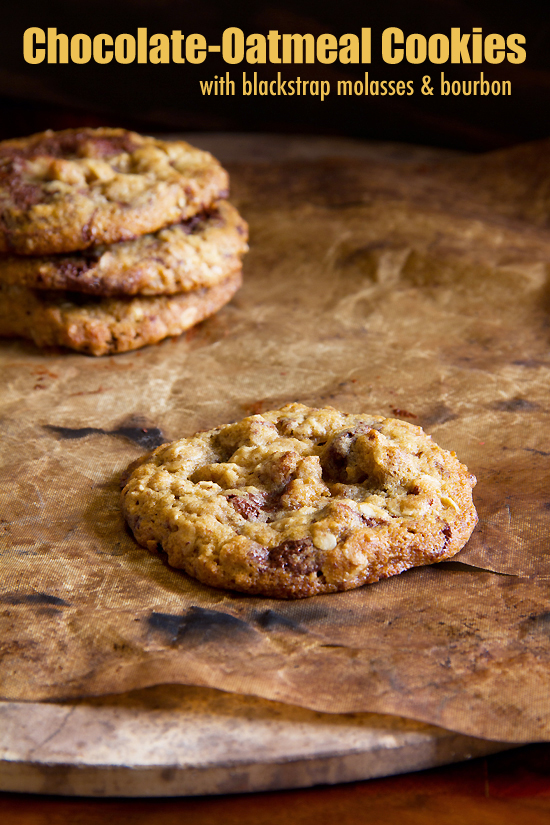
[0,201,248,296]
[0,128,229,255]
[0,271,241,356]
[121,403,478,599]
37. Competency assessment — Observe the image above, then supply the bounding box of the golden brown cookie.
[0,128,229,255]
[121,403,478,599]
[0,271,241,356]
[0,201,247,296]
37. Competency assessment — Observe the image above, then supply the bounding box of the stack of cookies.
[0,128,247,355]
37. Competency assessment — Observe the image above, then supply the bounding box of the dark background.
[1,0,548,151]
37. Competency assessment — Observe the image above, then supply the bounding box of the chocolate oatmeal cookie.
[0,201,247,296]
[0,271,241,356]
[0,128,229,255]
[121,403,477,598]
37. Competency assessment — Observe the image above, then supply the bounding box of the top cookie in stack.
[0,128,247,356]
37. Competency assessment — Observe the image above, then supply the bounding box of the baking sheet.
[1,135,550,742]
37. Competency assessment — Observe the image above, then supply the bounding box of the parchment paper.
[1,135,550,743]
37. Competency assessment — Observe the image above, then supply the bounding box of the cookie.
[0,128,229,255]
[0,271,241,356]
[121,403,478,599]
[0,201,248,296]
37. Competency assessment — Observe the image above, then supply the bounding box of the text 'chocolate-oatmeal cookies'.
[121,403,478,599]
[0,127,229,255]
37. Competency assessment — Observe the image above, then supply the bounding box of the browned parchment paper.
[1,135,550,743]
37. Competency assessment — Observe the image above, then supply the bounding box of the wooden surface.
[2,745,550,824]
[0,685,508,797]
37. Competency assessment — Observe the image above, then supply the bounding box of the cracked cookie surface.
[0,200,248,296]
[121,403,478,598]
[0,128,229,255]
